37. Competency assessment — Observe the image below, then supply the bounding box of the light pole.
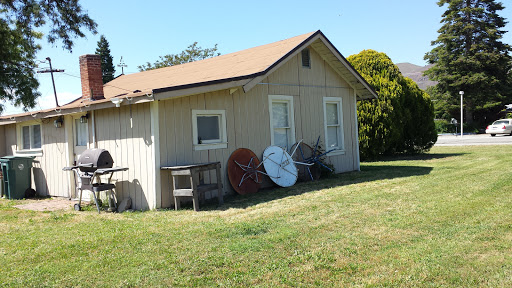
[459,91,464,137]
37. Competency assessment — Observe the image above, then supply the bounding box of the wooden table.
[161,162,223,211]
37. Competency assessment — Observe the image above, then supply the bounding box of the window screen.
[22,126,30,149]
[21,124,41,150]
[75,119,88,146]
[272,100,292,149]
[31,125,41,149]
[326,103,339,148]
[197,115,220,143]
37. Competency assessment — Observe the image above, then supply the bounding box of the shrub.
[348,50,437,159]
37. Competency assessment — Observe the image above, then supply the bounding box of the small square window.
[197,115,220,143]
[192,110,227,150]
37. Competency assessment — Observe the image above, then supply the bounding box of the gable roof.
[0,30,377,124]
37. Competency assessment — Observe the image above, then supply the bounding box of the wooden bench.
[161,162,223,211]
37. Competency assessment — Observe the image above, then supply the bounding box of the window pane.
[32,125,41,148]
[326,103,338,125]
[274,128,289,149]
[327,126,338,148]
[75,119,88,146]
[197,115,220,142]
[272,102,289,128]
[22,126,30,149]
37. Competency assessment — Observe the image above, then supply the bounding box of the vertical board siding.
[2,122,69,197]
[94,103,153,210]
[37,121,68,197]
[5,124,16,155]
[0,125,5,156]
[323,59,356,172]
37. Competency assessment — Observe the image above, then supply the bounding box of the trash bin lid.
[0,156,36,161]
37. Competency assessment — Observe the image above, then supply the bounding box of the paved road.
[435,134,512,146]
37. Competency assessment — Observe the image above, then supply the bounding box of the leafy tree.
[424,0,512,126]
[348,50,437,160]
[0,0,97,115]
[349,50,403,159]
[400,78,438,153]
[138,42,220,71]
[95,35,115,83]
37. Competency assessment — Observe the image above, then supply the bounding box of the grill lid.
[78,149,114,172]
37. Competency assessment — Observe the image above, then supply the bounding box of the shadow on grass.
[198,164,433,211]
[372,153,467,162]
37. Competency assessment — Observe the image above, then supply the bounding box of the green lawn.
[1,145,512,287]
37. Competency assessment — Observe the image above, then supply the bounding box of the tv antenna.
[117,56,127,75]
[37,57,64,107]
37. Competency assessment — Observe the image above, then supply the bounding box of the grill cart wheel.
[74,203,81,211]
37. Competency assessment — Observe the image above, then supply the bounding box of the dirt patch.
[14,198,79,212]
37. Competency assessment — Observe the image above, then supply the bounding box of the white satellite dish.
[262,146,298,187]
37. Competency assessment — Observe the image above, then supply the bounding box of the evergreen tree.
[0,0,97,115]
[348,50,437,159]
[95,35,115,83]
[138,42,220,71]
[424,0,512,125]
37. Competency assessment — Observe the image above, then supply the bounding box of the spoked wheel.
[290,142,321,181]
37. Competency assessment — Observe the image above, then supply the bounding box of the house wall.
[157,47,359,208]
[36,119,69,197]
[2,120,70,197]
[0,125,5,157]
[1,104,155,210]
[93,103,154,210]
[4,124,16,156]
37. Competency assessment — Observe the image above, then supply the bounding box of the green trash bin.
[0,156,35,199]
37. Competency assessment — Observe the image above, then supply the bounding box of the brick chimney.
[79,54,105,100]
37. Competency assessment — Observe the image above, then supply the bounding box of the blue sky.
[2,0,512,115]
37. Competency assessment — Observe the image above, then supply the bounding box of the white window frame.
[323,97,345,155]
[73,115,89,148]
[192,109,227,151]
[16,120,43,156]
[269,95,295,150]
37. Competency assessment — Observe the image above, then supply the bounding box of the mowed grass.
[1,145,512,287]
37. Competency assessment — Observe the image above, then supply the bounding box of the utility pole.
[459,91,464,137]
[37,57,64,107]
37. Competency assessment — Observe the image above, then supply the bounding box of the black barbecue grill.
[63,148,128,213]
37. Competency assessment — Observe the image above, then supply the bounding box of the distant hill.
[396,63,437,90]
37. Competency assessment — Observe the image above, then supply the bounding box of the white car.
[486,119,512,136]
